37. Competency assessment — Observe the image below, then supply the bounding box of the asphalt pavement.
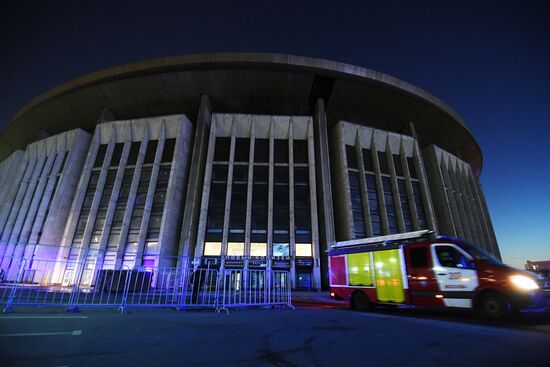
[0,295,549,367]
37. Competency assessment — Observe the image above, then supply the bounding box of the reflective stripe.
[443,298,472,308]
[410,290,475,299]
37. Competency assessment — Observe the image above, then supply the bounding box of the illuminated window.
[273,243,289,257]
[145,241,158,253]
[204,242,222,256]
[250,243,267,257]
[227,242,244,256]
[295,243,312,257]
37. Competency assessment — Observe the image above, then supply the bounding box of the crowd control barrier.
[0,254,292,314]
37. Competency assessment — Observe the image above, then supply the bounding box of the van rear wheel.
[351,291,373,311]
[478,292,510,319]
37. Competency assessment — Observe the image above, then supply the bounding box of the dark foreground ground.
[1,296,549,367]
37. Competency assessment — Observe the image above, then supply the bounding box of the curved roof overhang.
[0,53,482,174]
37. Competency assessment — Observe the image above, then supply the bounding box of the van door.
[405,243,441,307]
[431,243,479,308]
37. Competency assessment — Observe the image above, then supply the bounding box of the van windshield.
[461,244,503,265]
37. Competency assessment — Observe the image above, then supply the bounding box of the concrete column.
[25,146,66,259]
[0,159,37,258]
[413,141,438,232]
[220,121,237,263]
[179,95,212,259]
[1,152,45,271]
[115,128,149,268]
[441,163,463,239]
[446,163,470,241]
[135,123,166,266]
[76,133,117,263]
[459,169,481,245]
[329,123,353,241]
[356,132,373,237]
[57,130,101,261]
[244,124,255,268]
[8,152,47,244]
[307,121,322,290]
[386,140,405,233]
[94,136,132,271]
[473,176,500,258]
[288,120,296,287]
[421,145,454,236]
[37,130,91,262]
[371,136,389,234]
[158,117,193,267]
[51,131,99,284]
[267,120,274,271]
[449,162,473,242]
[194,118,217,258]
[400,143,419,229]
[288,117,296,288]
[455,166,478,244]
[12,146,58,262]
[0,151,26,231]
[467,172,491,248]
[312,98,336,250]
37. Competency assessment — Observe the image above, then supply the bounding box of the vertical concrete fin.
[116,123,149,267]
[267,117,274,271]
[371,132,389,234]
[356,130,372,238]
[288,118,295,286]
[312,98,336,261]
[135,119,166,265]
[244,121,255,266]
[387,136,405,233]
[180,95,212,259]
[413,139,438,233]
[220,117,237,262]
[306,119,321,290]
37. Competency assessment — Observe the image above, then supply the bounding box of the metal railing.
[0,254,292,313]
[219,269,292,311]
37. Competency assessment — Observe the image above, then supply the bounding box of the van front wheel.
[478,292,510,319]
[351,291,373,311]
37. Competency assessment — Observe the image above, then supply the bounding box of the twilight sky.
[1,0,548,268]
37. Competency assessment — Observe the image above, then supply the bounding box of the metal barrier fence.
[0,255,292,313]
[219,269,291,310]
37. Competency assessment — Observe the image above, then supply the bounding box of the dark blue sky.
[1,0,548,267]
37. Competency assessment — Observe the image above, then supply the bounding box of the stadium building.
[0,53,499,290]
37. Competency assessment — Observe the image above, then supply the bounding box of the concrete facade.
[330,122,437,242]
[0,130,91,278]
[51,115,192,285]
[0,53,500,289]
[193,113,321,289]
[422,144,499,256]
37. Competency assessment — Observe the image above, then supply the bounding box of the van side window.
[409,247,428,268]
[435,246,475,269]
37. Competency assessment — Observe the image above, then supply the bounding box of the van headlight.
[509,275,539,290]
